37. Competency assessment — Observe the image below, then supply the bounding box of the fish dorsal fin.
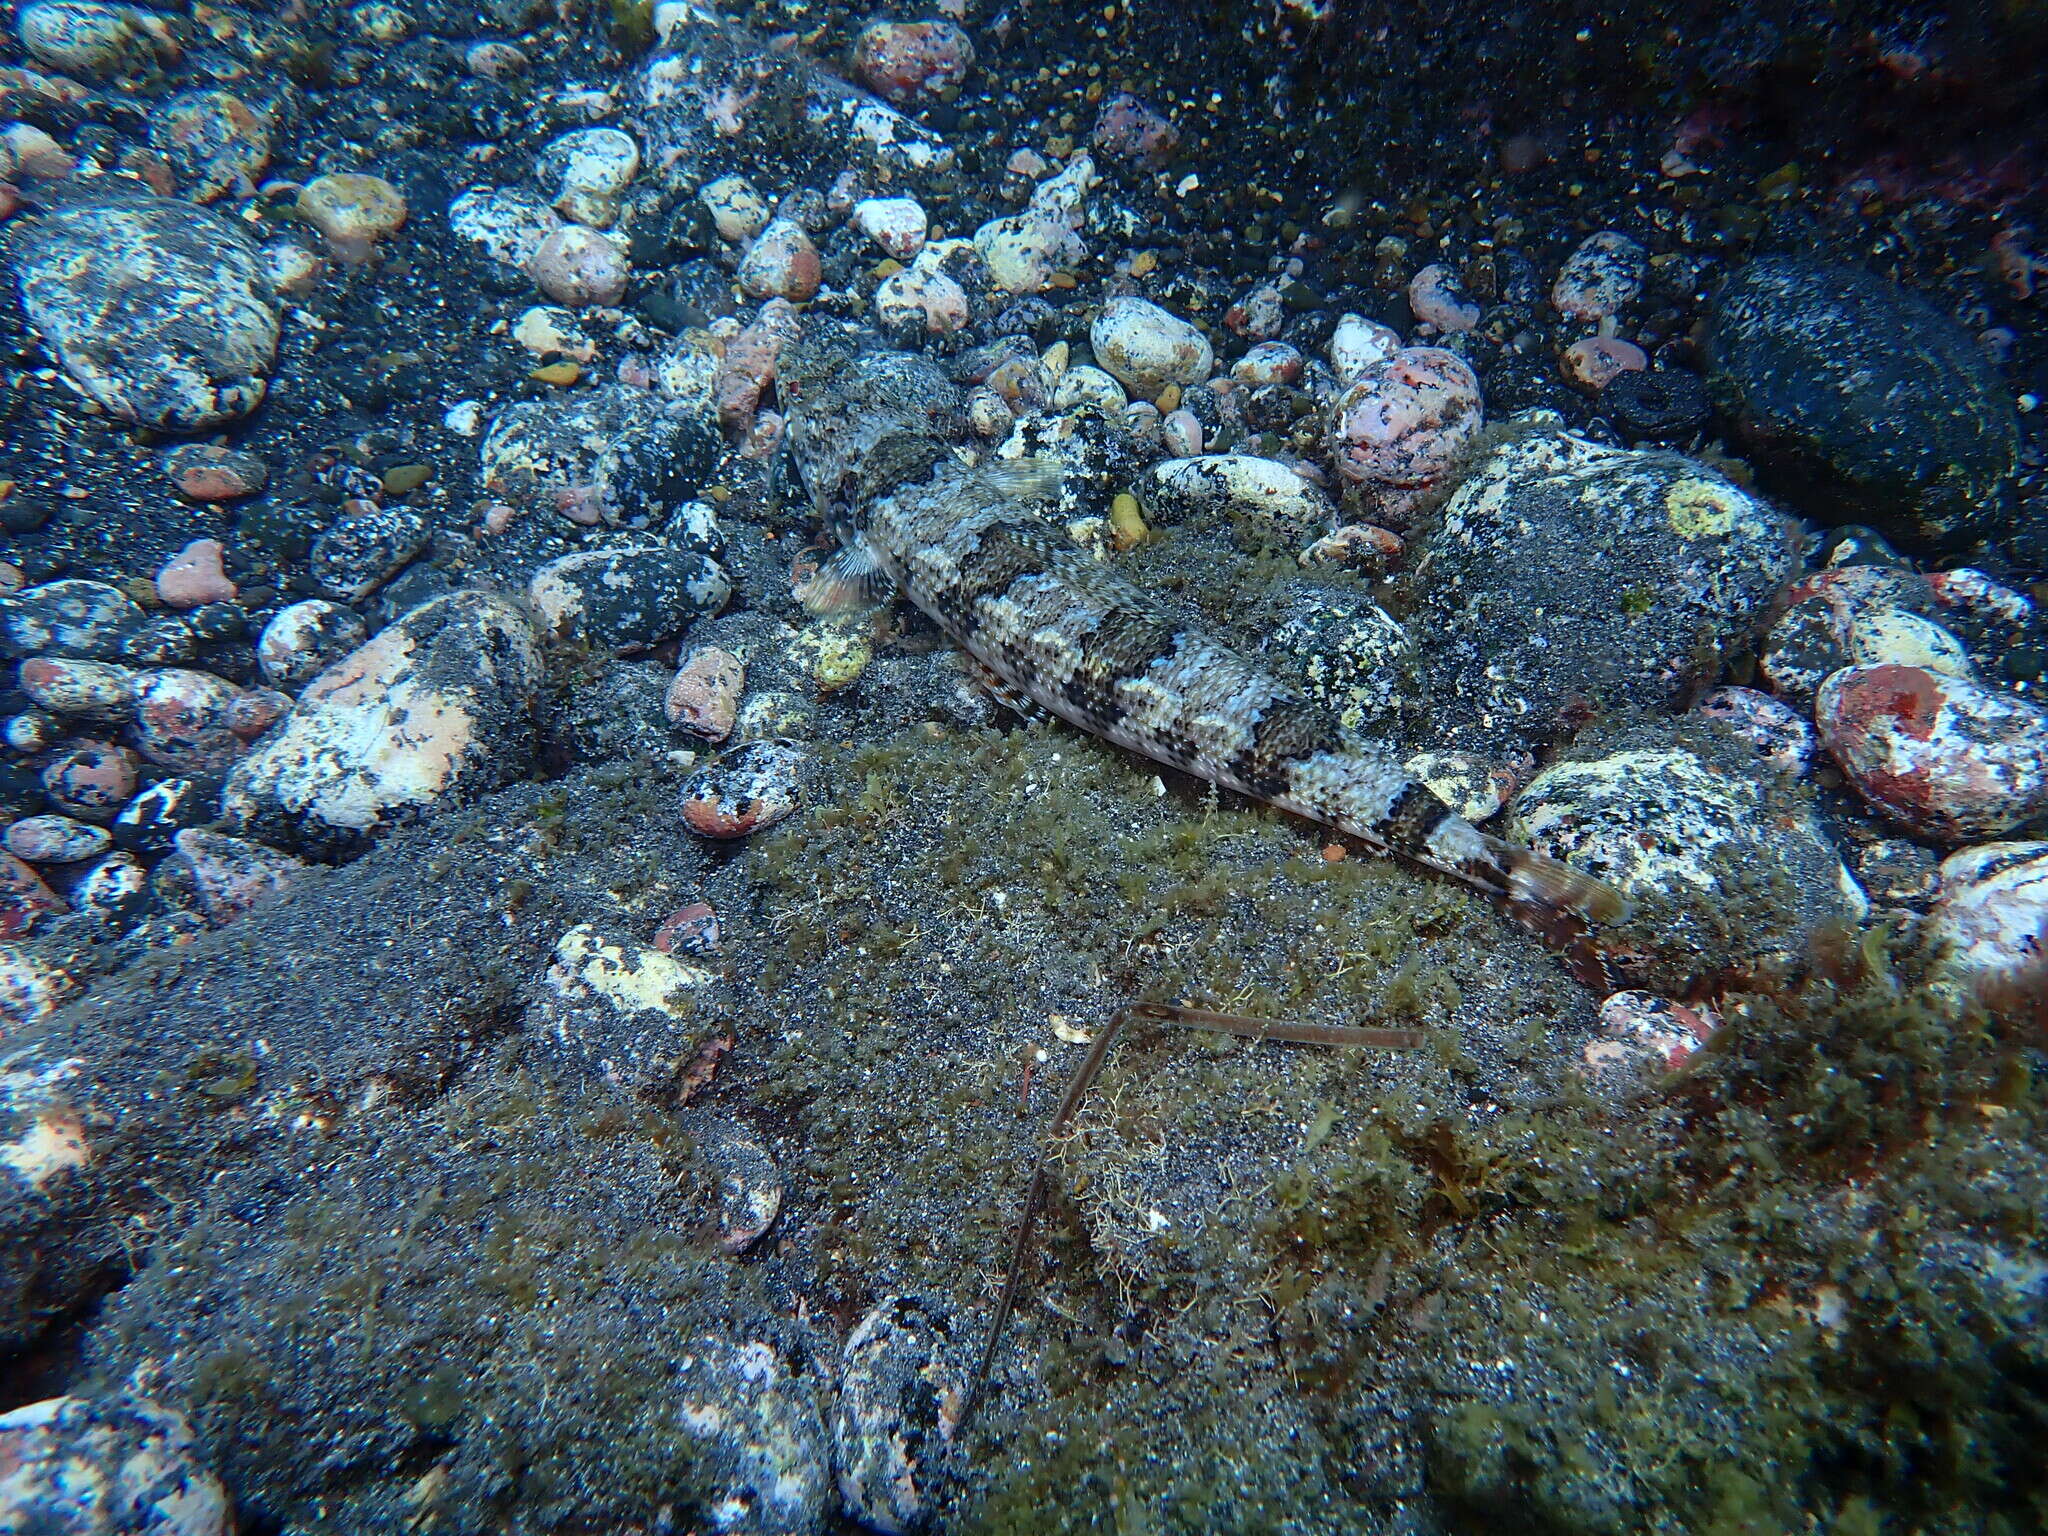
[795,538,898,615]
[978,454,1066,503]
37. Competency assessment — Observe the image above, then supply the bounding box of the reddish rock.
[40,742,137,823]
[163,444,267,501]
[0,852,66,937]
[1927,841,2047,1028]
[713,297,799,439]
[678,739,806,839]
[652,900,721,955]
[852,20,974,105]
[169,827,303,925]
[154,538,238,608]
[665,646,744,742]
[132,668,248,773]
[1580,990,1720,1085]
[1562,335,1648,392]
[1815,664,2048,842]
[1327,347,1483,521]
[1090,92,1179,167]
[1408,264,1481,332]
[735,218,820,303]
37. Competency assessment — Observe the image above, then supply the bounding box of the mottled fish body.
[785,348,1626,929]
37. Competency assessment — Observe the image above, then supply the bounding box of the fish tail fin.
[1481,834,1632,928]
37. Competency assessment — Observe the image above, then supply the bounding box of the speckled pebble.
[679,738,807,839]
[535,126,639,228]
[1090,91,1178,165]
[853,18,974,104]
[673,1338,831,1535]
[699,175,771,242]
[1552,231,1647,321]
[131,667,251,773]
[1815,664,2048,842]
[665,646,745,742]
[16,1,177,77]
[164,443,268,501]
[1926,841,2047,1025]
[1137,453,1334,542]
[529,224,630,308]
[0,939,82,1028]
[64,849,148,925]
[40,741,137,823]
[1328,312,1401,384]
[447,185,563,272]
[296,172,408,256]
[164,826,303,926]
[307,499,429,602]
[256,600,368,692]
[528,544,731,651]
[112,775,207,856]
[697,1115,783,1254]
[852,195,928,258]
[1693,686,1815,775]
[0,852,66,937]
[736,217,820,302]
[4,815,110,864]
[1091,296,1212,396]
[151,88,270,203]
[16,657,137,718]
[1409,263,1481,332]
[1230,341,1303,386]
[833,1294,965,1536]
[0,1393,229,1536]
[1327,347,1482,520]
[1580,991,1720,1086]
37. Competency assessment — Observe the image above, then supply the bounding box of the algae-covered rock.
[1706,257,2020,548]
[1507,716,1865,992]
[1407,430,1795,759]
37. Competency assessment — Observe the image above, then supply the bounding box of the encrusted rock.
[5,189,278,430]
[1090,296,1213,396]
[852,18,974,104]
[0,1393,230,1536]
[222,591,543,857]
[1326,346,1482,523]
[447,185,562,273]
[1693,686,1815,776]
[674,1338,831,1534]
[296,173,407,258]
[528,544,731,651]
[1136,453,1334,543]
[666,646,745,742]
[833,1295,965,1536]
[161,827,303,925]
[1925,841,2047,1026]
[535,126,639,228]
[3,815,109,865]
[483,385,718,527]
[539,923,718,1096]
[679,739,807,839]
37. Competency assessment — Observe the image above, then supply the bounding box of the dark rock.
[1706,257,2019,548]
[1601,367,1710,442]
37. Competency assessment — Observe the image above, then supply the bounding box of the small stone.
[111,776,206,856]
[448,185,562,272]
[833,1296,965,1536]
[154,539,238,609]
[1759,566,1933,704]
[1815,664,2048,842]
[483,385,718,526]
[1090,92,1178,166]
[307,500,429,602]
[665,646,744,742]
[696,1115,782,1254]
[260,241,322,298]
[1845,606,1976,680]
[223,591,542,856]
[1048,364,1126,412]
[15,658,137,719]
[0,1394,229,1535]
[678,739,807,839]
[541,923,718,1093]
[852,195,928,259]
[528,545,732,651]
[1328,312,1401,384]
[8,190,278,430]
[3,816,108,864]
[119,617,199,667]
[256,600,367,692]
[853,19,974,104]
[536,126,639,228]
[1300,523,1403,573]
[0,940,82,1028]
[0,852,66,937]
[1137,453,1334,542]
[1580,991,1720,1086]
[131,667,250,773]
[350,2,411,41]
[673,1339,831,1535]
[652,899,720,955]
[512,305,598,362]
[1230,341,1303,386]
[61,850,148,925]
[163,827,302,926]
[296,173,407,259]
[1224,283,1284,342]
[1693,686,1815,775]
[40,742,136,823]
[1327,347,1482,516]
[151,89,269,203]
[698,175,770,242]
[1090,296,1212,396]
[1552,231,1647,321]
[164,444,267,501]
[735,218,820,303]
[1409,263,1482,332]
[1562,335,1649,392]
[529,224,630,308]
[1926,841,2047,1025]
[1159,408,1201,456]
[15,2,176,76]
[464,39,527,77]
[875,241,975,338]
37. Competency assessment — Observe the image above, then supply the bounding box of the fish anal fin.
[959,655,1047,721]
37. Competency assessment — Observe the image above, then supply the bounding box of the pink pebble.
[1327,346,1484,514]
[155,539,237,608]
[1562,335,1649,392]
[1091,92,1179,166]
[853,20,974,104]
[736,217,820,303]
[1408,264,1481,333]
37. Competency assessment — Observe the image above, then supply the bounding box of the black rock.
[1706,257,2020,548]
[1602,368,1710,442]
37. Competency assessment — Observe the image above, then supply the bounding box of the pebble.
[1562,335,1648,392]
[164,444,267,501]
[1090,296,1213,396]
[853,19,975,104]
[1552,231,1647,321]
[1692,686,1815,775]
[713,298,800,438]
[296,173,408,259]
[153,539,238,609]
[464,39,527,77]
[1159,407,1202,456]
[529,224,630,308]
[699,175,771,242]
[16,657,137,718]
[666,646,745,742]
[652,899,721,955]
[0,1393,230,1536]
[697,1116,783,1254]
[483,384,718,526]
[448,186,563,272]
[536,126,640,227]
[972,157,1093,294]
[1224,283,1285,341]
[223,591,542,856]
[1759,566,1934,703]
[8,190,278,431]
[833,1295,965,1536]
[1580,991,1720,1086]
[1602,368,1711,442]
[15,1,176,77]
[1327,312,1402,384]
[512,305,597,363]
[1326,347,1483,519]
[736,217,821,302]
[260,240,322,298]
[0,853,66,937]
[1408,263,1482,332]
[1091,91,1179,166]
[1300,522,1403,574]
[1230,341,1303,386]
[1136,453,1334,542]
[875,241,976,338]
[541,923,717,1093]
[678,738,807,839]
[1706,257,2019,547]
[131,667,252,773]
[3,815,108,864]
[1507,719,1864,992]
[256,600,368,691]
[1048,364,1126,412]
[150,89,270,203]
[112,776,206,856]
[40,742,137,823]
[1926,842,2047,1024]
[673,1339,831,1535]
[852,195,928,258]
[165,827,303,926]
[1844,606,1976,679]
[0,940,82,1027]
[63,849,148,925]
[307,499,429,602]
[528,544,732,651]
[1814,664,2048,842]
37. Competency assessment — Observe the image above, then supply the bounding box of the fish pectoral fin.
[795,537,898,615]
[977,454,1066,503]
